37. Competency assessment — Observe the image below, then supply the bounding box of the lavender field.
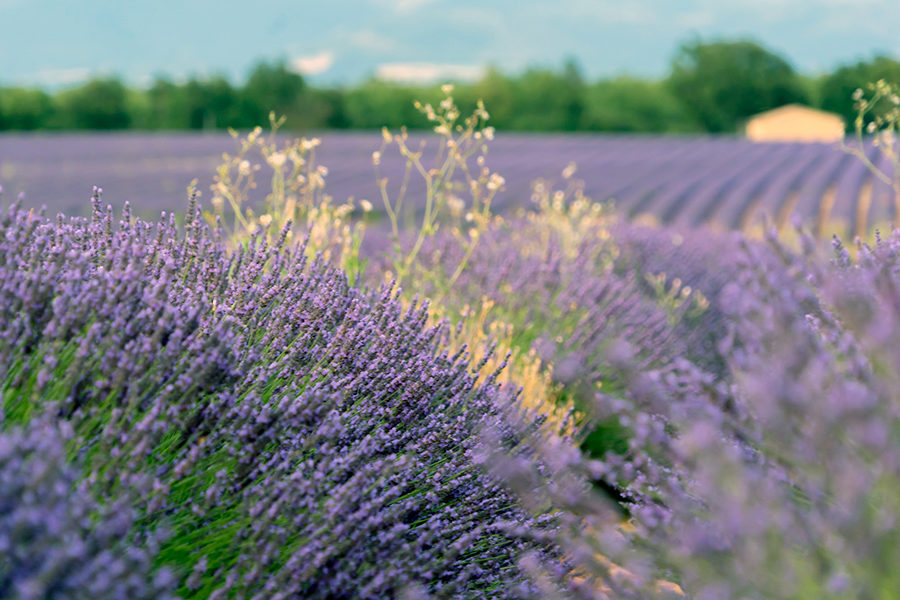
[0,131,892,235]
[4,83,900,600]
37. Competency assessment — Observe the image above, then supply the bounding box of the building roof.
[745,104,845,142]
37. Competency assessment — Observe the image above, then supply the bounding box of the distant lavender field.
[0,132,890,233]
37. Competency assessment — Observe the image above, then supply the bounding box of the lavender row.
[412,195,900,597]
[0,194,594,599]
[507,224,900,598]
[1,132,891,232]
[6,180,900,598]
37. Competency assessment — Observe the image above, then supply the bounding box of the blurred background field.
[1,131,896,241]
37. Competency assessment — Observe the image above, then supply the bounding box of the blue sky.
[1,0,898,88]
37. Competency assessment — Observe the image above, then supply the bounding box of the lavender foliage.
[409,213,712,488]
[510,225,900,599]
[0,191,584,599]
[610,222,748,373]
[0,417,177,600]
[416,214,685,399]
[8,172,900,599]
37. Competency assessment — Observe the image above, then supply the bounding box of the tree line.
[1,39,898,134]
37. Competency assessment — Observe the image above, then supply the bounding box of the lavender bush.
[610,221,762,375]
[410,191,715,474]
[506,225,900,599]
[0,417,177,600]
[0,191,596,598]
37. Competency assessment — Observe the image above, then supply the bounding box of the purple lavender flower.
[0,195,589,598]
[504,224,900,599]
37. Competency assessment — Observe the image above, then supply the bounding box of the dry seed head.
[448,196,465,216]
[487,173,505,192]
[301,138,321,151]
[269,152,287,168]
[475,100,489,120]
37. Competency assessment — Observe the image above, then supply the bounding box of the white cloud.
[375,62,485,84]
[29,67,92,87]
[291,51,335,76]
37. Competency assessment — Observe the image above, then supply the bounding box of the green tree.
[239,60,307,127]
[342,79,431,129]
[581,77,696,133]
[819,55,900,130]
[454,67,512,128]
[667,38,809,133]
[184,75,239,130]
[506,60,586,131]
[300,87,348,129]
[0,88,54,130]
[54,77,131,129]
[140,77,188,129]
